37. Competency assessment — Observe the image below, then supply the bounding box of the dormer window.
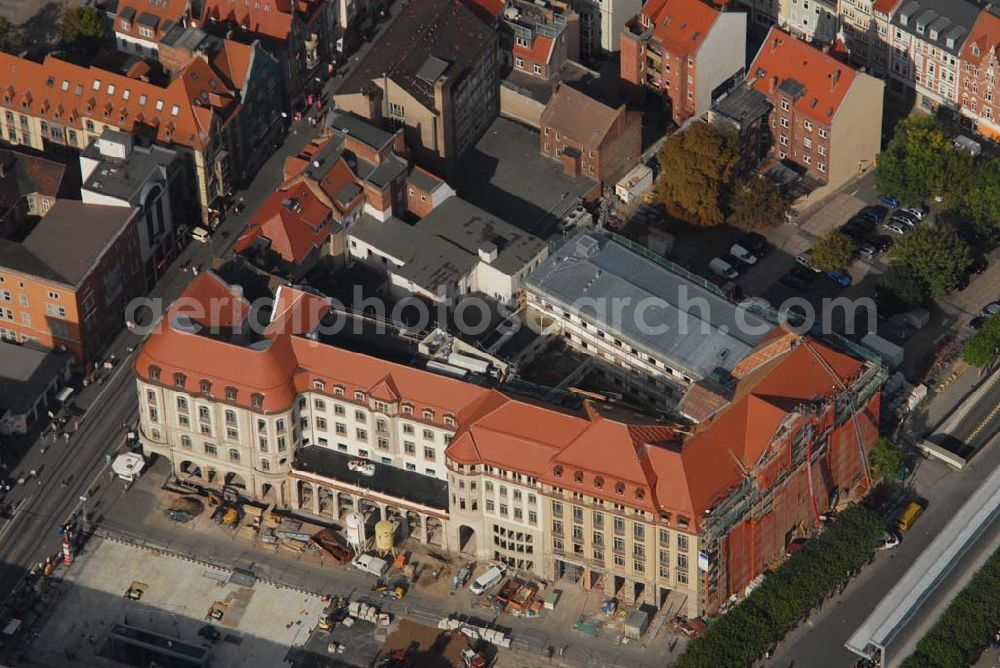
[148,365,161,382]
[615,482,626,495]
[313,379,325,391]
[422,409,434,420]
[354,391,365,401]
[444,415,455,427]
[173,373,186,388]
[200,380,212,394]
[250,393,264,409]
[594,476,604,489]
[334,385,344,396]
[636,488,646,501]
[402,404,413,415]
[225,386,238,401]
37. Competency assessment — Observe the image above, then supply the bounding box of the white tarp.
[112,453,145,481]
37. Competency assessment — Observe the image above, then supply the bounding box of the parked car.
[968,258,988,275]
[870,235,894,253]
[729,243,758,265]
[858,205,888,223]
[877,531,900,550]
[827,270,853,287]
[790,265,818,284]
[190,226,211,243]
[738,232,770,256]
[780,272,810,290]
[795,251,821,273]
[982,301,1000,316]
[470,563,508,595]
[901,205,928,220]
[841,219,873,241]
[970,315,988,330]
[858,241,879,259]
[881,222,909,235]
[709,257,739,279]
[892,211,918,227]
[878,195,900,208]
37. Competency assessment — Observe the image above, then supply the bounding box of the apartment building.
[135,274,882,616]
[523,232,776,408]
[0,148,73,240]
[620,0,747,126]
[539,84,642,186]
[115,0,189,59]
[778,0,837,45]
[199,0,335,103]
[570,0,642,54]
[959,6,1000,141]
[0,49,281,224]
[0,201,143,365]
[839,0,902,76]
[888,0,982,111]
[80,130,186,287]
[502,0,575,78]
[334,0,499,178]
[750,27,884,194]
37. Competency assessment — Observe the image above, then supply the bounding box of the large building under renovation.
[134,274,882,616]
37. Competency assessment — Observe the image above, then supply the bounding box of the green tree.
[810,232,855,272]
[656,123,740,227]
[729,176,790,230]
[878,262,928,309]
[890,225,973,296]
[0,16,26,54]
[870,437,904,480]
[962,158,1000,236]
[875,116,951,205]
[58,6,106,45]
[963,314,1000,367]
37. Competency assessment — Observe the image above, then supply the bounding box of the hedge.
[901,545,1000,667]
[677,505,884,667]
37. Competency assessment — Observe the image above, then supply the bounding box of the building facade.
[620,0,747,126]
[135,275,882,617]
[959,6,1000,141]
[778,0,837,45]
[750,27,884,193]
[838,0,902,76]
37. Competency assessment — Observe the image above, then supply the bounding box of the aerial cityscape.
[0,0,997,666]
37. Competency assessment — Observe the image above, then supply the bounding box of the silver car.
[881,222,909,235]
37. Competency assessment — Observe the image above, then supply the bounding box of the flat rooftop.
[32,538,327,668]
[524,232,775,380]
[82,138,177,202]
[452,117,598,238]
[0,341,70,414]
[294,445,449,511]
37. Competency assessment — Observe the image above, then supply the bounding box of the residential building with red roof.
[134,265,882,616]
[620,0,747,125]
[959,6,1000,141]
[503,0,577,80]
[749,27,884,193]
[199,0,335,104]
[539,83,642,186]
[0,147,74,241]
[115,0,190,60]
[0,38,283,225]
[838,0,903,77]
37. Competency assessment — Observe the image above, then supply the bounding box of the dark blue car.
[878,195,899,208]
[827,270,853,287]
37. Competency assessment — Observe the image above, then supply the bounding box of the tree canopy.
[890,225,973,297]
[656,123,740,227]
[963,314,1000,367]
[962,158,1000,238]
[0,17,26,54]
[58,6,106,46]
[810,232,855,272]
[878,262,929,311]
[729,176,790,230]
[875,116,951,206]
[870,438,904,480]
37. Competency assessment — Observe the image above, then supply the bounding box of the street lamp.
[78,496,89,533]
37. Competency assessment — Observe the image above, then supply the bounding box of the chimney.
[478,241,498,264]
[830,69,841,90]
[769,76,778,93]
[771,36,780,53]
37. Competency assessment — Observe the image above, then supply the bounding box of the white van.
[729,244,758,265]
[709,257,738,280]
[191,226,211,243]
[469,563,507,595]
[351,553,389,577]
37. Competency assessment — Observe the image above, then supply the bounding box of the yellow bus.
[897,502,924,531]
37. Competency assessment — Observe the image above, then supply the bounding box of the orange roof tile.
[0,53,234,152]
[641,0,720,56]
[514,34,556,64]
[201,0,295,41]
[461,0,505,23]
[873,0,902,15]
[749,27,858,124]
[237,185,333,264]
[264,284,332,336]
[961,8,1000,67]
[172,272,251,330]
[117,0,187,42]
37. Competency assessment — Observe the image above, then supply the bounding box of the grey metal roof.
[119,6,135,21]
[138,11,160,28]
[892,0,980,55]
[417,197,547,275]
[325,109,396,152]
[416,56,450,84]
[0,341,71,415]
[365,155,408,189]
[711,84,771,126]
[407,167,442,194]
[524,232,774,379]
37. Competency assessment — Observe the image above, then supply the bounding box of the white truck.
[351,553,389,577]
[469,563,507,595]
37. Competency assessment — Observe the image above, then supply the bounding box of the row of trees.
[878,225,974,309]
[876,115,1000,237]
[963,314,1000,367]
[656,124,790,230]
[0,6,105,56]
[901,545,1000,667]
[677,505,885,667]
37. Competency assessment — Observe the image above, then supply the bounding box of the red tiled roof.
[961,8,1000,67]
[0,53,235,152]
[201,0,295,41]
[117,0,187,42]
[236,186,333,264]
[176,273,252,330]
[873,0,902,15]
[514,34,556,64]
[461,0,505,23]
[749,27,858,124]
[212,39,254,90]
[264,284,331,336]
[641,0,720,56]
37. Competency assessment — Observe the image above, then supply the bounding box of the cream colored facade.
[827,71,885,193]
[137,373,702,615]
[839,0,895,76]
